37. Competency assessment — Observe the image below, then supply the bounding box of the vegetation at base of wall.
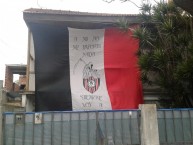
[131,1,193,108]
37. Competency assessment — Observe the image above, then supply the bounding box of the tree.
[130,1,193,108]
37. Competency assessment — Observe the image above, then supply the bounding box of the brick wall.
[19,75,26,85]
[4,66,27,92]
[13,83,20,92]
[4,66,13,91]
[19,75,26,90]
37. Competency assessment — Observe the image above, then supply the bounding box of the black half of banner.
[30,23,72,111]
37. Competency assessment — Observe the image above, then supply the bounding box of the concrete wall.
[26,30,35,91]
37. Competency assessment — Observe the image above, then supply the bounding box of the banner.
[69,28,142,110]
[30,23,143,111]
[69,28,112,110]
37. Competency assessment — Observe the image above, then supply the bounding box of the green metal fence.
[4,109,193,145]
[3,110,140,145]
[158,109,193,145]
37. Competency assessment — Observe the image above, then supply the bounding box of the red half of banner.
[104,28,143,109]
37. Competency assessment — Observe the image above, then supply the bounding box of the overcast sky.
[0,0,146,81]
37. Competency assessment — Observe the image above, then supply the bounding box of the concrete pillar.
[21,94,26,108]
[21,92,35,112]
[140,104,160,145]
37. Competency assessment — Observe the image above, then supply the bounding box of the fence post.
[140,104,160,145]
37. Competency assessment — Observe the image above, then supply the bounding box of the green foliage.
[133,1,193,108]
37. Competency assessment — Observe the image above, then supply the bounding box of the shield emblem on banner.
[83,63,100,93]
[83,76,100,94]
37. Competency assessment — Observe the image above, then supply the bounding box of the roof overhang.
[23,8,140,28]
[6,64,26,75]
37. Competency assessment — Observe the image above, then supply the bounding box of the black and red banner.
[29,23,143,111]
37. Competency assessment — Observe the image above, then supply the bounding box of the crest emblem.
[83,62,100,93]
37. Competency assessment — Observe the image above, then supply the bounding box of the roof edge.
[23,8,139,17]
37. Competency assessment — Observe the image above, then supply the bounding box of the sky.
[0,0,146,81]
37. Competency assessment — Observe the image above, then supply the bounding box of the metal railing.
[158,109,193,145]
[4,108,193,145]
[3,110,140,145]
